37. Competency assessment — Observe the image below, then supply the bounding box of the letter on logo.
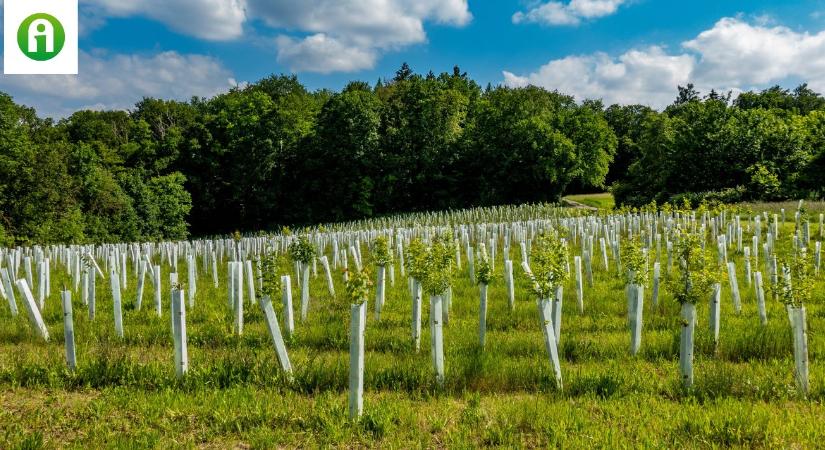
[28,18,54,53]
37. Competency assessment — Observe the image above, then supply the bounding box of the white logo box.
[4,0,78,74]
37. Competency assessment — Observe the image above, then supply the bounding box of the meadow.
[563,192,616,210]
[1,202,825,448]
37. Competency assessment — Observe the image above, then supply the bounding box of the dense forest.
[1,64,824,244]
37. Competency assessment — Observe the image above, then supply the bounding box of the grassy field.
[563,192,616,210]
[1,205,825,448]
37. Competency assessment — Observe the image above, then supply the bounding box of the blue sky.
[3,0,825,117]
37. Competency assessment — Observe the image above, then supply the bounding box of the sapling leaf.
[289,236,316,264]
[345,267,372,305]
[621,237,647,287]
[475,249,493,285]
[667,230,719,305]
[523,231,568,299]
[371,236,392,267]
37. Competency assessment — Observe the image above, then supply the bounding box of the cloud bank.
[503,17,825,108]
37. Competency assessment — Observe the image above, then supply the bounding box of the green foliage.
[467,87,610,204]
[668,187,747,208]
[603,104,654,185]
[6,71,825,242]
[796,203,810,236]
[371,236,392,267]
[679,198,692,213]
[419,232,456,296]
[345,267,372,305]
[621,237,647,286]
[734,83,825,114]
[289,236,316,264]
[613,84,825,207]
[2,66,623,239]
[564,99,618,189]
[308,87,382,220]
[773,248,814,307]
[258,251,283,300]
[405,239,428,282]
[0,223,9,247]
[475,246,494,285]
[121,171,192,241]
[0,94,195,244]
[667,231,718,305]
[747,164,781,200]
[524,232,569,299]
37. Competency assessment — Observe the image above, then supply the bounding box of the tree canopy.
[1,66,824,244]
[612,84,825,206]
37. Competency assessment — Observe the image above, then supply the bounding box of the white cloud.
[82,0,247,40]
[513,0,626,26]
[503,47,693,108]
[248,0,471,72]
[502,17,825,108]
[275,34,376,73]
[683,17,825,89]
[0,50,237,117]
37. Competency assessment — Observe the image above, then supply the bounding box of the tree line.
[611,84,825,206]
[1,64,824,244]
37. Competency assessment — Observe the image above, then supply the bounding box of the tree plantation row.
[3,66,825,247]
[1,202,824,424]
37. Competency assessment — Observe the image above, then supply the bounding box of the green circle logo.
[17,13,65,61]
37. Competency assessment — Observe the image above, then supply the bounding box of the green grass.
[563,195,824,215]
[1,218,825,447]
[735,200,825,218]
[564,192,615,209]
